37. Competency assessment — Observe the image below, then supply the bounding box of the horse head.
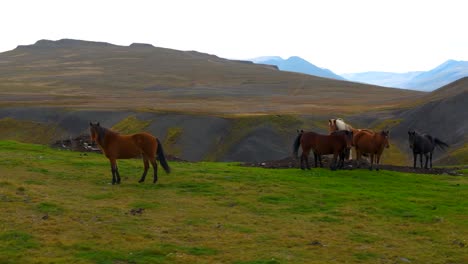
[328,119,338,133]
[89,122,101,144]
[381,130,390,149]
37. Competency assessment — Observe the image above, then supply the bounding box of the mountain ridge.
[251,56,346,81]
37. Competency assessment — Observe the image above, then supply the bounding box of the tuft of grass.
[164,127,183,155]
[112,116,151,134]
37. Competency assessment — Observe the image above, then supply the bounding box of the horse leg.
[305,151,311,170]
[150,159,158,184]
[413,153,417,168]
[369,154,374,171]
[376,154,381,171]
[300,153,305,170]
[138,157,150,183]
[330,153,338,171]
[430,152,433,169]
[319,155,323,168]
[314,152,318,168]
[420,154,423,168]
[424,153,429,169]
[110,159,119,185]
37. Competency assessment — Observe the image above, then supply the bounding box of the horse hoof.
[376,168,380,171]
[138,180,144,183]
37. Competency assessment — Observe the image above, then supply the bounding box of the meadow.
[0,140,467,264]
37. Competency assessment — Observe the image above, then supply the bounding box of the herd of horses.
[89,118,449,185]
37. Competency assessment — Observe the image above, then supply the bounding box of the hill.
[343,60,468,91]
[0,141,467,263]
[252,56,346,81]
[0,39,421,114]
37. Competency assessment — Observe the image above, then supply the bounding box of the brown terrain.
[0,39,467,165]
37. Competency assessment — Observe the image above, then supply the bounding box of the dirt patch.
[242,156,465,175]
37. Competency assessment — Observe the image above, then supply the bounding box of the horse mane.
[335,118,354,131]
[96,126,118,145]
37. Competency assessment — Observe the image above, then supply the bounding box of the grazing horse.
[328,118,374,160]
[408,130,449,169]
[353,130,390,171]
[89,122,170,184]
[293,130,353,170]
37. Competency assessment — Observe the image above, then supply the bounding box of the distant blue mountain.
[402,60,468,91]
[341,71,423,88]
[251,56,346,81]
[343,60,468,91]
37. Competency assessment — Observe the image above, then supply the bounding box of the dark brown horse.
[89,122,170,184]
[293,130,353,170]
[353,130,390,171]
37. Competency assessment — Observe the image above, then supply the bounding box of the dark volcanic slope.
[0,39,422,114]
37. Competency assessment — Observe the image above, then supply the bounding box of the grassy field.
[0,141,467,264]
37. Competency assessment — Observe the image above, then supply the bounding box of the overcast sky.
[1,0,467,73]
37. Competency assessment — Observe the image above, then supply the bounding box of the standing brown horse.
[293,130,353,170]
[89,122,170,184]
[328,118,375,160]
[353,130,390,171]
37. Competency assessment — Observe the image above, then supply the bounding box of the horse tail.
[434,138,449,150]
[293,131,303,159]
[156,138,171,174]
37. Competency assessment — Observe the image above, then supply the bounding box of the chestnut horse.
[353,130,390,171]
[89,122,170,184]
[328,118,374,160]
[293,130,353,170]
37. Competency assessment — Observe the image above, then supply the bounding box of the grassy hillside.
[0,141,467,263]
[0,39,422,114]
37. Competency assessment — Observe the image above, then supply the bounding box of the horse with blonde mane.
[328,118,374,160]
[89,122,170,184]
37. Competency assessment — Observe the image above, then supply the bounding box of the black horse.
[408,130,449,169]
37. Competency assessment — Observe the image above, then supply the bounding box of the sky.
[1,0,467,73]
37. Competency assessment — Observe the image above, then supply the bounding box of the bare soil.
[242,156,466,175]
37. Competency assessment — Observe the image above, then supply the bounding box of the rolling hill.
[0,39,421,114]
[251,56,346,81]
[343,60,468,91]
[1,39,467,165]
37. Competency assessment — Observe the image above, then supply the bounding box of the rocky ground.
[242,156,466,176]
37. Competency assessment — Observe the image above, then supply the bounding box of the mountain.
[251,56,346,81]
[341,71,423,88]
[0,39,422,114]
[343,60,468,91]
[402,60,468,91]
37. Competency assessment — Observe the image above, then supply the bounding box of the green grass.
[0,140,467,263]
[0,117,66,144]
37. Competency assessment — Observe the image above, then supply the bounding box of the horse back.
[106,132,157,159]
[354,130,384,153]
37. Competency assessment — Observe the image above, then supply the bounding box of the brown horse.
[89,122,170,184]
[293,130,353,170]
[353,130,390,171]
[328,118,374,160]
